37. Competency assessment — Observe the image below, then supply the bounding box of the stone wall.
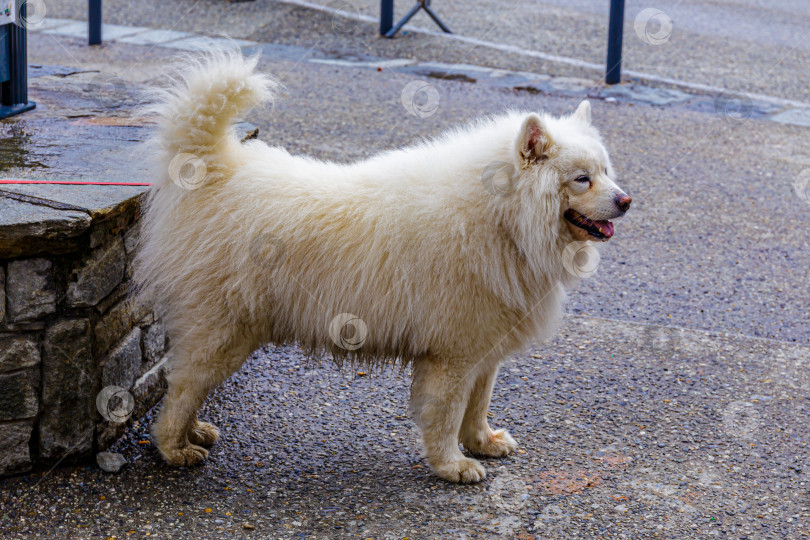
[0,189,168,476]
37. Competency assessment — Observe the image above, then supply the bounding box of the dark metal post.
[605,0,625,85]
[0,5,36,119]
[384,0,451,38]
[89,0,102,45]
[380,0,393,36]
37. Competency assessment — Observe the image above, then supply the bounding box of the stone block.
[0,421,34,475]
[0,334,40,373]
[0,370,39,420]
[102,327,142,389]
[6,258,56,321]
[0,266,5,323]
[0,184,146,222]
[142,320,166,367]
[95,283,128,314]
[123,221,140,254]
[0,197,91,258]
[0,321,44,333]
[131,355,168,420]
[39,319,95,459]
[66,237,126,308]
[95,296,149,356]
[89,212,133,250]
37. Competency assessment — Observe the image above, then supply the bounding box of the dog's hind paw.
[432,457,487,483]
[463,429,518,458]
[160,444,209,467]
[188,421,220,447]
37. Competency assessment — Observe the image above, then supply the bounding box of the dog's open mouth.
[564,209,614,240]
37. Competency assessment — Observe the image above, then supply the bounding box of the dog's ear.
[517,113,552,163]
[573,100,592,123]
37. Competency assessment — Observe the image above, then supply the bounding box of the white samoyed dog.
[135,51,631,483]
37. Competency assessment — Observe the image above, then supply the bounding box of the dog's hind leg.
[459,364,517,457]
[188,416,220,447]
[152,331,256,466]
[411,356,486,483]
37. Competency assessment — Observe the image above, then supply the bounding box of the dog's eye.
[575,175,591,183]
[604,168,608,175]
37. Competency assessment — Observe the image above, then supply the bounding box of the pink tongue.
[594,220,614,238]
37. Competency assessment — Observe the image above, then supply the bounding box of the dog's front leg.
[410,356,486,483]
[459,364,518,457]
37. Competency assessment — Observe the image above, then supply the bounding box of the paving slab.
[97,23,154,41]
[1,316,807,538]
[0,184,147,220]
[115,28,195,46]
[41,21,88,38]
[34,18,76,31]
[600,84,692,106]
[769,108,810,127]
[160,35,256,51]
[0,197,91,258]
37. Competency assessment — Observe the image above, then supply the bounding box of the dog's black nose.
[615,193,632,212]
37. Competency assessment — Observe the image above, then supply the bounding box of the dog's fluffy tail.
[134,50,277,313]
[145,49,278,188]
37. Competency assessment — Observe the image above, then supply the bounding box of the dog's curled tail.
[145,49,278,188]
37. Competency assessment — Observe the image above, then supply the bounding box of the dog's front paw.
[160,443,209,467]
[188,421,220,447]
[463,428,518,458]
[432,457,487,483]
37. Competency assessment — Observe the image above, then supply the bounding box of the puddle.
[0,122,48,173]
[514,85,542,95]
[422,70,477,83]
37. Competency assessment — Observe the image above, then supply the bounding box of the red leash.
[0,179,152,186]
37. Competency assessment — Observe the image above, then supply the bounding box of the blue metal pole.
[380,0,393,36]
[605,0,624,85]
[89,0,102,45]
[0,4,36,118]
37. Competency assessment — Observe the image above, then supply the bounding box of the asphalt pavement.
[1,2,809,538]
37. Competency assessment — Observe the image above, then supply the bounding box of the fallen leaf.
[535,469,601,495]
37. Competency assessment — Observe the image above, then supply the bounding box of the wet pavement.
[1,5,809,539]
[2,319,808,538]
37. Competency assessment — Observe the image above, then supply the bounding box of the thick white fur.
[135,51,628,483]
